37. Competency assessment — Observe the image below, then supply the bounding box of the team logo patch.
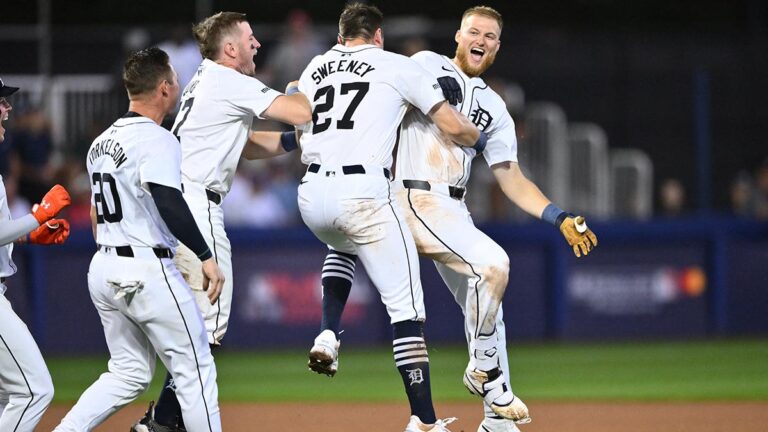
[261,87,270,93]
[470,103,493,130]
[406,368,424,386]
[433,84,440,90]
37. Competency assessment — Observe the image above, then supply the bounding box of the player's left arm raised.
[492,161,598,257]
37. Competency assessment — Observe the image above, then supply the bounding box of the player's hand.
[437,76,463,106]
[559,216,598,257]
[285,80,300,95]
[28,219,70,245]
[32,184,71,224]
[201,257,224,304]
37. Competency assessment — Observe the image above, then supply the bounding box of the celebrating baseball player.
[131,11,313,431]
[0,77,71,432]
[310,6,599,432]
[291,3,488,431]
[54,48,224,432]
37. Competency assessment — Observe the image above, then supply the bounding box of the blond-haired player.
[311,6,598,432]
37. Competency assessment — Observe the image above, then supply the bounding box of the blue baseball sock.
[393,320,436,424]
[153,371,182,428]
[320,250,356,336]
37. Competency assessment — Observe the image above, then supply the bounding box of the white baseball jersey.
[87,113,180,249]
[396,51,517,188]
[0,177,17,280]
[297,44,445,168]
[172,59,282,198]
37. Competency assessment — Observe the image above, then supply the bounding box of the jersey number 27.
[312,82,369,134]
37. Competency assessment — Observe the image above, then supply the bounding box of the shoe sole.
[308,348,337,377]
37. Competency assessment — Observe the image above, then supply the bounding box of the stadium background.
[1,0,767,430]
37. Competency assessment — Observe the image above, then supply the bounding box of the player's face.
[454,14,501,77]
[0,98,12,143]
[166,67,181,108]
[235,21,260,77]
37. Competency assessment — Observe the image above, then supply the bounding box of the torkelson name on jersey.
[88,137,128,168]
[311,59,376,84]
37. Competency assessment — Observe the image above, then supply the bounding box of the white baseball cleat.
[404,415,457,432]
[463,368,531,424]
[477,417,523,432]
[308,329,340,377]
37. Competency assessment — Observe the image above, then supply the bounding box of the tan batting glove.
[559,216,598,257]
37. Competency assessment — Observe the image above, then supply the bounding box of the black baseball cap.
[0,77,20,97]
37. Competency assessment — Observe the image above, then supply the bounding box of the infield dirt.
[40,401,768,431]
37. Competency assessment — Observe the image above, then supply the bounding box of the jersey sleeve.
[222,74,282,120]
[482,107,518,166]
[139,129,182,191]
[394,57,446,115]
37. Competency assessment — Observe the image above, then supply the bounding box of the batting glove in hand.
[29,219,70,245]
[32,184,71,224]
[559,216,598,257]
[437,76,463,106]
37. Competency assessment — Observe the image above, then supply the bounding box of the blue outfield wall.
[5,216,768,354]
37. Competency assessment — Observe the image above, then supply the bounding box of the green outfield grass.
[48,339,768,403]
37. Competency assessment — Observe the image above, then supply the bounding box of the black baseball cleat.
[129,401,186,432]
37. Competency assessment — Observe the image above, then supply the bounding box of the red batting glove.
[28,219,71,245]
[32,184,71,224]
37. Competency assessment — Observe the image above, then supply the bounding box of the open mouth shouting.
[469,47,485,64]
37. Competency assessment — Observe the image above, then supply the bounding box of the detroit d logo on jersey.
[469,102,493,131]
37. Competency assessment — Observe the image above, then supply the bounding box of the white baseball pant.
[298,165,426,323]
[0,285,54,432]
[180,181,232,345]
[395,184,513,416]
[54,248,220,432]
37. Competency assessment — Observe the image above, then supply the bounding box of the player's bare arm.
[428,100,483,147]
[261,80,312,126]
[492,161,598,256]
[242,130,299,160]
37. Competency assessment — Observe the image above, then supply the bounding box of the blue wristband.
[280,131,299,152]
[473,131,488,153]
[286,86,300,96]
[542,203,568,226]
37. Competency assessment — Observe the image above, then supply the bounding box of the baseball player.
[133,11,313,431]
[0,77,71,432]
[310,6,599,432]
[54,48,225,432]
[295,3,487,431]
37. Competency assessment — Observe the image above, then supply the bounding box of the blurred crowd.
[2,9,767,228]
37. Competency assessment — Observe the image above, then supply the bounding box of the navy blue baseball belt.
[307,163,391,179]
[99,245,173,259]
[402,179,466,200]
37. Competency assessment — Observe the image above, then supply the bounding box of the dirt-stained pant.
[395,184,513,417]
[298,165,426,323]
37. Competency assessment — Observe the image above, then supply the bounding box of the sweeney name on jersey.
[310,59,375,84]
[88,136,128,169]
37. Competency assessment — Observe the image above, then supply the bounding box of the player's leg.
[400,188,528,423]
[148,183,230,430]
[308,247,357,376]
[0,294,54,432]
[345,178,440,426]
[143,258,220,432]
[55,254,157,431]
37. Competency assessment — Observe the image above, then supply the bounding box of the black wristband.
[473,131,488,153]
[280,131,298,152]
[555,211,573,227]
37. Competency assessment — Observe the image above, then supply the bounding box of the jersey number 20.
[92,172,123,223]
[312,82,369,134]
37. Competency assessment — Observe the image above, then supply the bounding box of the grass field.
[47,338,768,403]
